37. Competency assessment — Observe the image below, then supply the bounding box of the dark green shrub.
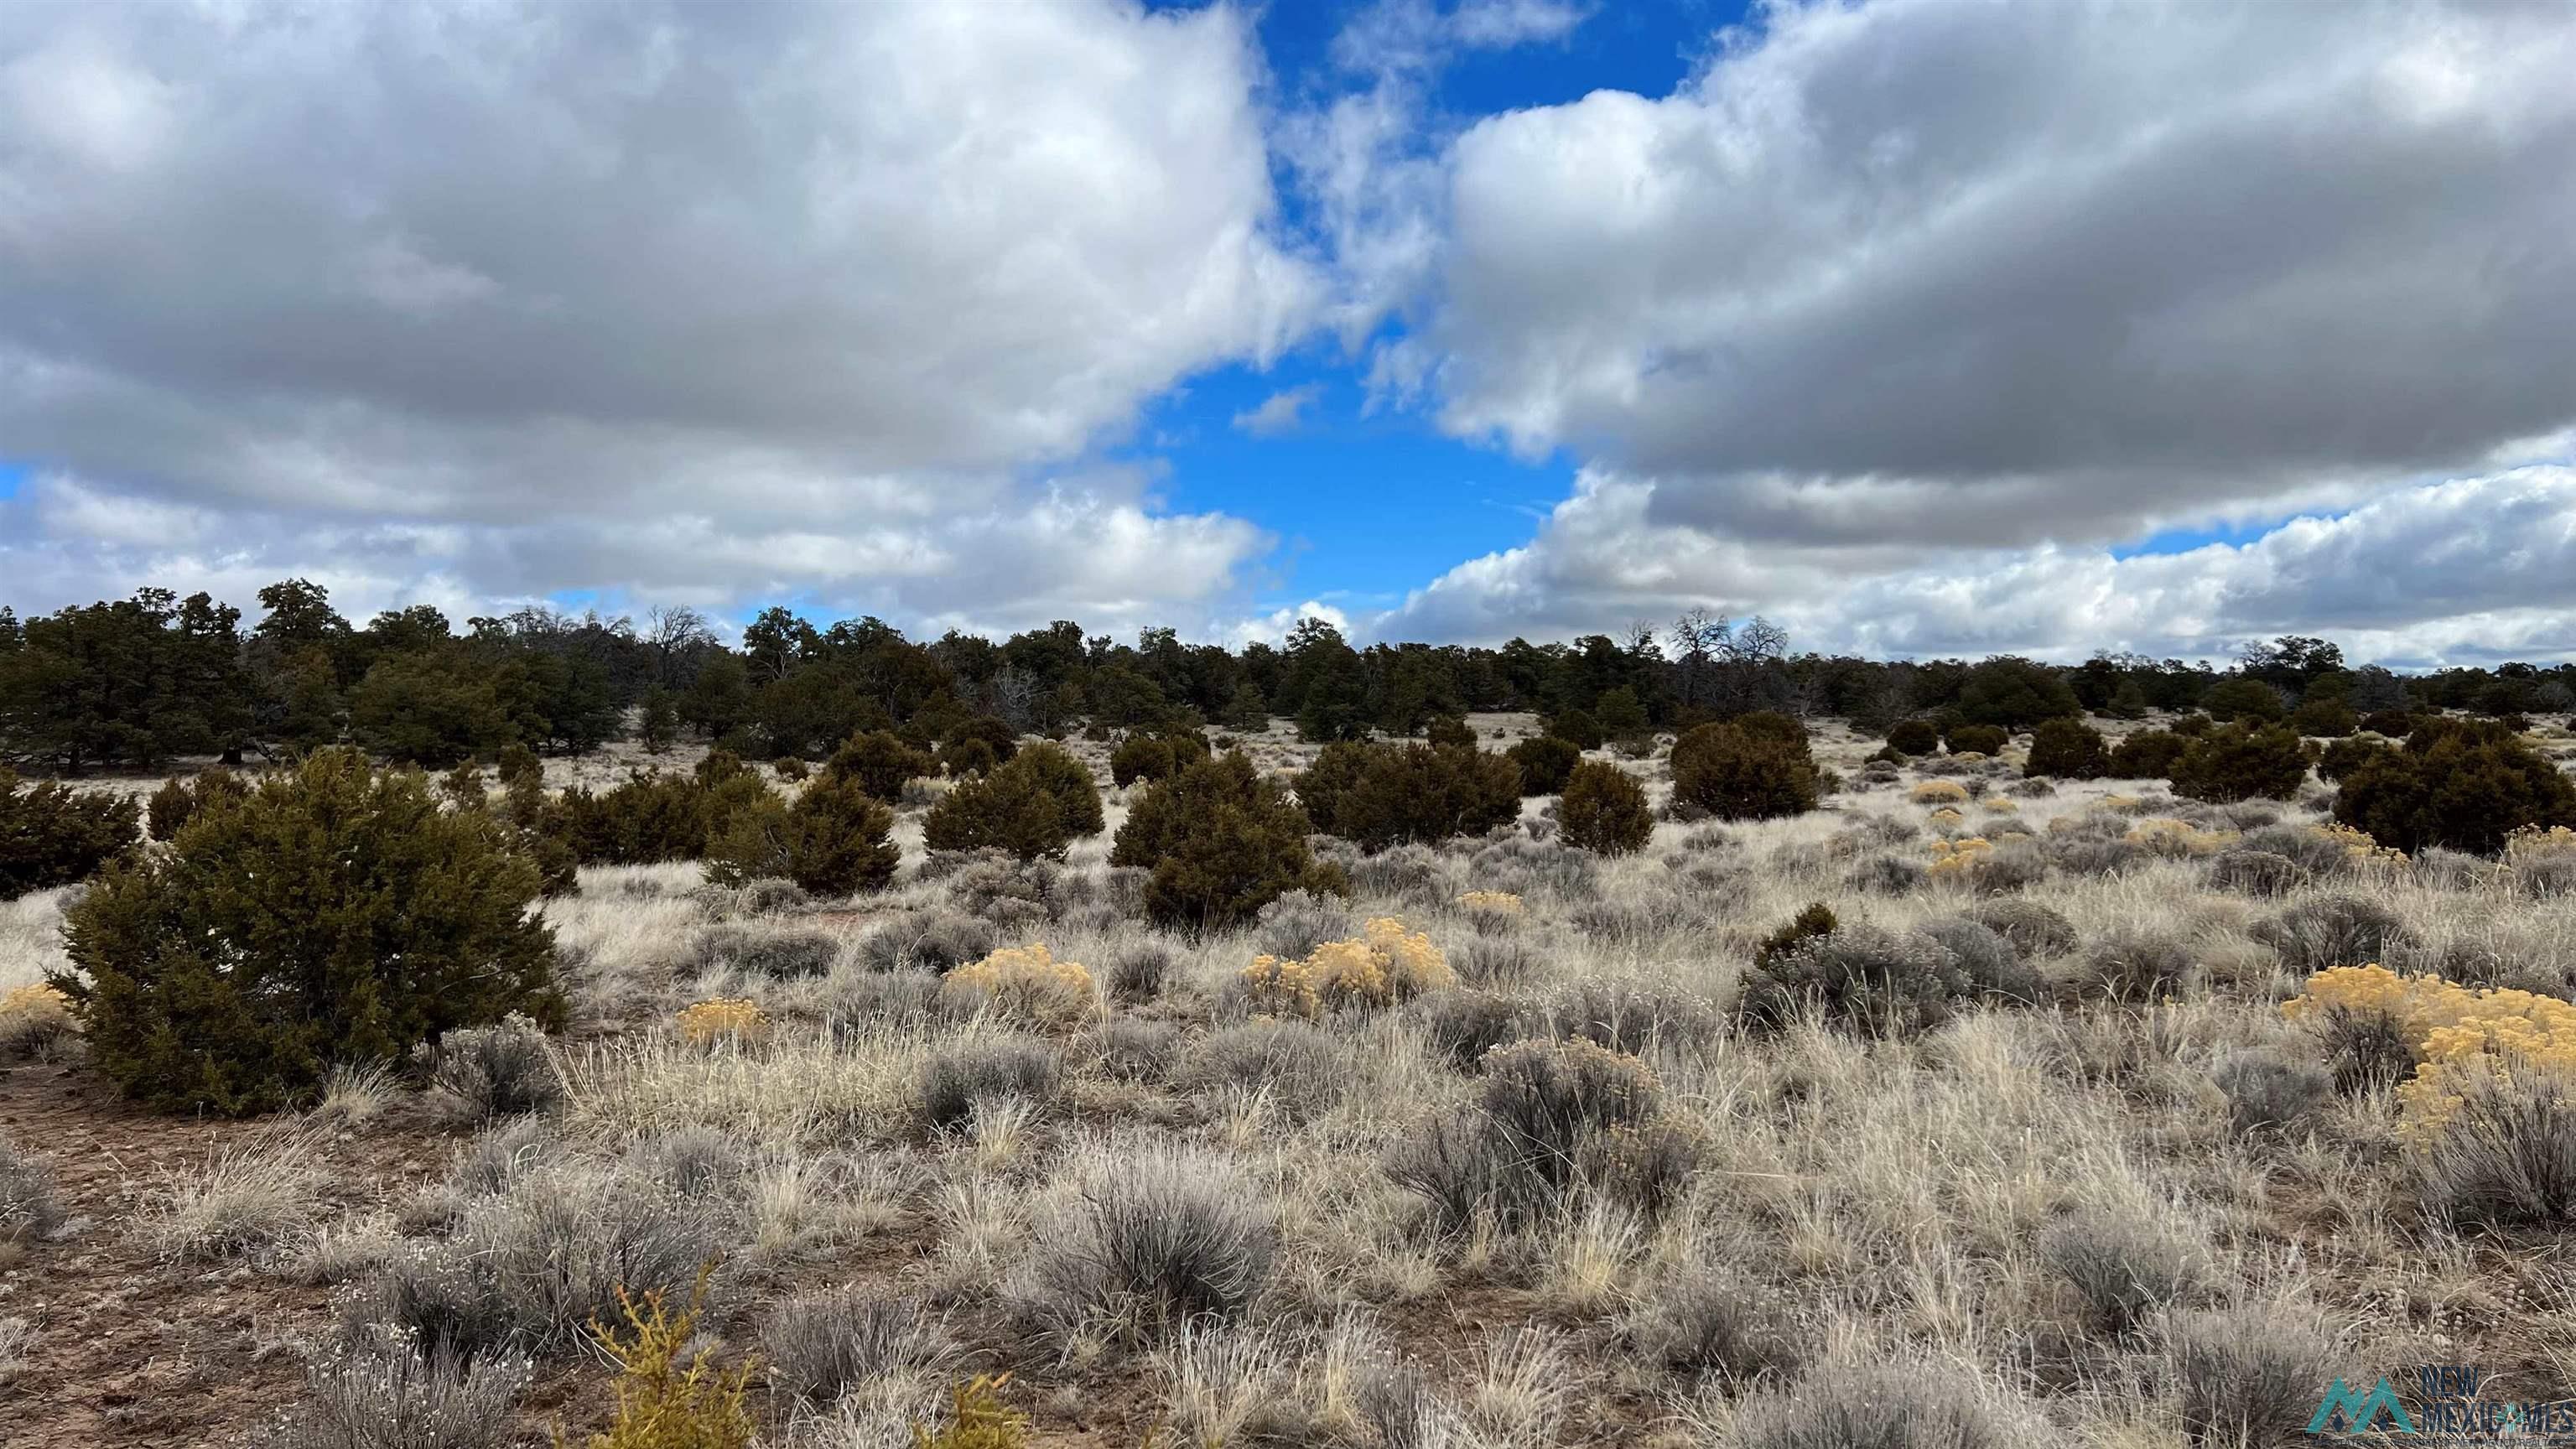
[2169,724,2309,802]
[1109,734,1166,787]
[347,653,514,766]
[1424,714,1476,749]
[710,771,898,896]
[2315,735,2386,783]
[1885,719,1940,756]
[771,754,810,782]
[1670,722,1818,821]
[922,742,1102,861]
[2168,711,2214,737]
[545,774,697,865]
[2333,721,2576,854]
[496,743,543,789]
[1505,735,1581,796]
[147,768,249,843]
[1,769,140,897]
[941,715,1020,768]
[1952,656,2084,729]
[2360,709,2418,737]
[1557,761,1651,855]
[2024,719,2110,779]
[1729,711,1810,748]
[2107,728,2187,778]
[1942,723,2009,756]
[1292,740,1372,829]
[2201,677,2287,723]
[1114,752,1338,930]
[942,737,997,779]
[1547,709,1606,750]
[1318,744,1521,852]
[824,730,937,801]
[2287,698,2357,737]
[56,748,562,1114]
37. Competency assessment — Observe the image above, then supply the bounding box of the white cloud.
[1409,0,2576,551]
[0,0,1316,630]
[1216,599,1355,649]
[1380,464,2576,666]
[1232,385,1322,438]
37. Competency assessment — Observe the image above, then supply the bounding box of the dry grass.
[30,711,2576,1446]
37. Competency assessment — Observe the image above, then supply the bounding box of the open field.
[7,714,2576,1446]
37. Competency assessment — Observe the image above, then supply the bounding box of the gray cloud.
[0,0,1314,626]
[1406,0,2576,550]
[1379,464,2576,666]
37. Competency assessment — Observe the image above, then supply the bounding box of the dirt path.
[0,1063,449,1448]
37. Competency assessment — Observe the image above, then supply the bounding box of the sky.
[3,0,2573,667]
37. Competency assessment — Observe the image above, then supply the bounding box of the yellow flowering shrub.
[2313,822,2407,869]
[2284,963,2576,1136]
[2125,818,2237,858]
[0,982,77,1057]
[2507,824,2576,860]
[1927,805,1966,828]
[1980,797,2019,815]
[1456,891,1524,915]
[1241,917,1452,1018]
[1910,781,1970,806]
[944,943,1097,1027]
[1927,837,1992,878]
[677,997,769,1046]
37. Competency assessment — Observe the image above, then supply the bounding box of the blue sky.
[5,0,2575,662]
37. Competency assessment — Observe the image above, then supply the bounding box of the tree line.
[3,580,2569,774]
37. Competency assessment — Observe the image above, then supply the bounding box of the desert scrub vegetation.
[57,747,564,1113]
[2330,719,2576,854]
[1555,759,1653,854]
[20,688,2576,1449]
[1296,740,1520,851]
[1504,734,1581,795]
[923,742,1104,861]
[1239,917,1452,1017]
[2168,721,2311,802]
[1670,716,1819,820]
[0,767,138,897]
[1112,750,1339,929]
[706,768,900,895]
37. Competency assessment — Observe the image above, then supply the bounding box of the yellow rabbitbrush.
[676,997,768,1046]
[944,943,1096,1028]
[1242,917,1452,1018]
[2285,964,2576,1137]
[558,1270,754,1449]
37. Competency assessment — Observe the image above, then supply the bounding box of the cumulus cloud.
[1380,465,2576,666]
[0,0,1314,628]
[1404,0,2576,551]
[1233,385,1323,438]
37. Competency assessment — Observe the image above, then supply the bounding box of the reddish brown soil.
[0,1062,440,1446]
